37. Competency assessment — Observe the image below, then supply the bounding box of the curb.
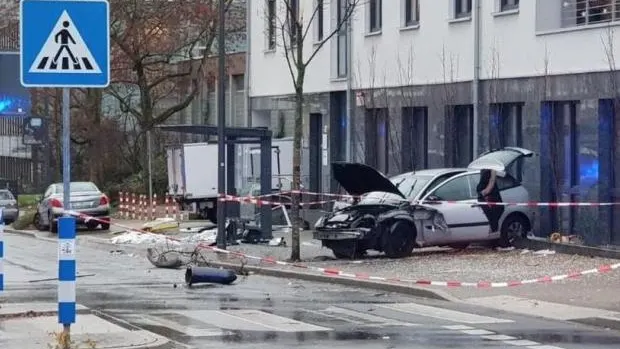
[4,228,57,243]
[514,237,620,260]
[81,235,458,302]
[205,260,459,302]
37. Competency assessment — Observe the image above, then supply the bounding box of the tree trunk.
[86,89,103,183]
[290,86,303,261]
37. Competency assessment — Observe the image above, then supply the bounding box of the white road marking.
[461,329,495,335]
[180,309,332,333]
[124,314,224,337]
[527,346,566,349]
[377,303,513,324]
[443,325,475,330]
[505,339,542,346]
[318,306,419,327]
[482,334,517,341]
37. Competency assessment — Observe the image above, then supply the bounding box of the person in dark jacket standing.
[477,168,511,249]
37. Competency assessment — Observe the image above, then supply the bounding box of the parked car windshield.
[357,174,434,204]
[0,190,14,200]
[55,182,99,193]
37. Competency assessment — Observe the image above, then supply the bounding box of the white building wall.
[250,0,620,96]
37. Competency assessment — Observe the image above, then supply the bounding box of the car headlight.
[314,216,325,228]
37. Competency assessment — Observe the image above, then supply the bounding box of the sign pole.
[0,208,4,294]
[20,1,109,346]
[59,87,75,347]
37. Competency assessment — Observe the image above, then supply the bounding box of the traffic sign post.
[20,0,110,344]
[0,208,4,294]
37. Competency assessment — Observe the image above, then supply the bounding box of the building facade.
[249,0,620,245]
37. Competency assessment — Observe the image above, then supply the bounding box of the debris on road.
[185,266,237,286]
[146,247,186,269]
[141,217,180,233]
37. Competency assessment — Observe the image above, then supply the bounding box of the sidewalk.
[0,303,168,349]
[202,237,620,312]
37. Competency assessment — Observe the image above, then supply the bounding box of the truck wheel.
[382,220,416,258]
[207,207,217,224]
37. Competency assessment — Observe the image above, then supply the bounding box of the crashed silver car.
[313,147,535,259]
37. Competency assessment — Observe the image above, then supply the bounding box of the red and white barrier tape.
[67,211,620,288]
[217,192,620,208]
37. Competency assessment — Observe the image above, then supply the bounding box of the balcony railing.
[561,0,620,27]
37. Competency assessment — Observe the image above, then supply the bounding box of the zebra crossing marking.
[29,10,101,74]
[376,302,514,324]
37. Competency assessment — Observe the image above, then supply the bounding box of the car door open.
[421,173,491,243]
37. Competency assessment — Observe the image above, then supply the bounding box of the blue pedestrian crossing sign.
[20,0,110,88]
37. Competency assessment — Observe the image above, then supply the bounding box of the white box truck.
[166,142,220,222]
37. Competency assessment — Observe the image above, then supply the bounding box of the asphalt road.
[2,232,620,349]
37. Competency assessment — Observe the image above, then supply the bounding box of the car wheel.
[501,214,528,242]
[49,212,58,234]
[33,212,48,231]
[330,241,365,259]
[101,223,110,230]
[382,220,416,259]
[86,222,99,231]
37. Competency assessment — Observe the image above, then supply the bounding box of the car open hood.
[468,147,534,173]
[331,162,405,198]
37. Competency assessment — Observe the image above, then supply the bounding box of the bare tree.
[434,45,459,167]
[395,44,422,171]
[353,44,402,174]
[273,0,360,261]
[107,0,241,181]
[486,42,501,149]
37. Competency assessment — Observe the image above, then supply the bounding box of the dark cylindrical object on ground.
[185,266,237,286]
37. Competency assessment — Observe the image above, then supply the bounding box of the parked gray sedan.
[34,181,111,233]
[0,189,19,224]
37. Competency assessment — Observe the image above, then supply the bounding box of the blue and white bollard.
[58,216,76,325]
[0,208,4,293]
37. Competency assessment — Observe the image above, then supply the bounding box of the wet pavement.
[2,232,620,348]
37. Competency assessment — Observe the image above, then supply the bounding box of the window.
[431,176,473,201]
[336,0,348,77]
[446,105,474,168]
[316,0,324,41]
[402,107,428,170]
[489,103,524,180]
[266,0,276,50]
[404,0,420,26]
[288,0,300,46]
[365,108,389,174]
[369,0,382,32]
[500,0,519,11]
[561,0,620,27]
[454,0,472,18]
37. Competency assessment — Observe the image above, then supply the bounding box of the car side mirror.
[424,195,442,204]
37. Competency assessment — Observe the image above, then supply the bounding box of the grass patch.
[12,210,35,230]
[18,194,40,208]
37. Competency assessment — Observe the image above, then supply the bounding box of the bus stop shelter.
[158,124,274,239]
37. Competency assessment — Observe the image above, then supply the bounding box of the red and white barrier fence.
[66,211,620,288]
[117,192,184,221]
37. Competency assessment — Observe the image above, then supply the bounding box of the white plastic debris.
[110,230,180,245]
[533,249,556,256]
[181,229,217,244]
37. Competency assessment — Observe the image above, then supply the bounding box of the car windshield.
[55,182,99,193]
[0,191,13,200]
[357,174,434,204]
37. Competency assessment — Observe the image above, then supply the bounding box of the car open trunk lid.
[331,162,405,198]
[468,147,534,173]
